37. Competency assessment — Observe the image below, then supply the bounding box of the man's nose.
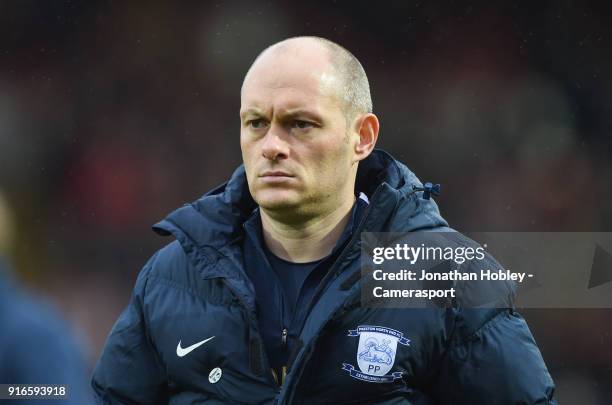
[261,125,289,161]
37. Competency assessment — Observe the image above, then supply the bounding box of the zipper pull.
[281,328,288,349]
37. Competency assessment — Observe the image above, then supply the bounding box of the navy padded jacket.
[92,150,556,404]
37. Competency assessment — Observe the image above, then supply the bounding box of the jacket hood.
[153,149,448,255]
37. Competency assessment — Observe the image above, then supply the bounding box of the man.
[92,37,556,404]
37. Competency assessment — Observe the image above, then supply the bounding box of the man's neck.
[260,196,356,263]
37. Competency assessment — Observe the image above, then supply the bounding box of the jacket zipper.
[282,188,386,404]
[281,328,288,348]
[219,278,277,387]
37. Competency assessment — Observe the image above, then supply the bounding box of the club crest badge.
[342,325,410,383]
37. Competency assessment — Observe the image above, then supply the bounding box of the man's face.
[240,46,357,218]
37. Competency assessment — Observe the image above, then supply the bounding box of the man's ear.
[353,113,379,163]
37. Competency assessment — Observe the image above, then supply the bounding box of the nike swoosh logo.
[176,336,215,357]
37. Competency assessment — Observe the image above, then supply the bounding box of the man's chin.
[252,190,302,211]
[256,198,300,211]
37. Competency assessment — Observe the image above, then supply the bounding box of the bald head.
[242,36,372,120]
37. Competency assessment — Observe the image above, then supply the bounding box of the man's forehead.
[240,73,342,115]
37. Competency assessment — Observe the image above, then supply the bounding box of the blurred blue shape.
[0,257,92,405]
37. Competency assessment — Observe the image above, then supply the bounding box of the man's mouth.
[258,171,296,184]
[259,171,294,178]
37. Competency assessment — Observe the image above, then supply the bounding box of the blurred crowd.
[0,1,610,402]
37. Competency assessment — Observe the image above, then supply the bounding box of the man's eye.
[292,120,314,129]
[248,119,267,129]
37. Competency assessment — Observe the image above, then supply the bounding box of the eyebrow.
[240,107,323,121]
[282,108,322,120]
[240,108,265,120]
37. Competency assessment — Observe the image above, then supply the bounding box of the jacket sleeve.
[432,308,557,405]
[91,253,168,405]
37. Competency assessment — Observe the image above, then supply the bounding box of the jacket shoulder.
[144,241,203,293]
[141,241,235,308]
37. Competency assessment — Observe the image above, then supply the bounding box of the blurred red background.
[0,1,610,402]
